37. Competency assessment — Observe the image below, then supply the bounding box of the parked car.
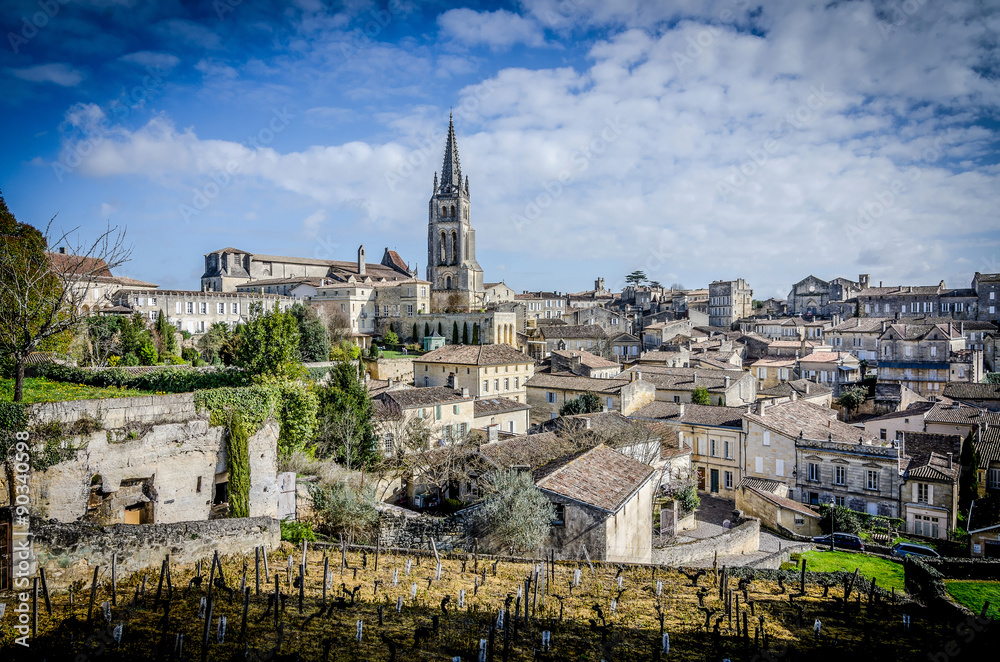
[890,542,940,558]
[812,532,865,551]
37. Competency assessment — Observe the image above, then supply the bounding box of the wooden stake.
[274,573,280,630]
[87,566,100,623]
[298,564,304,614]
[262,546,270,576]
[32,577,38,638]
[112,553,117,607]
[473,538,479,574]
[156,559,166,602]
[208,553,217,600]
[430,537,440,565]
[255,547,261,597]
[800,557,807,594]
[322,556,330,605]
[39,567,52,616]
[374,535,380,573]
[201,596,213,662]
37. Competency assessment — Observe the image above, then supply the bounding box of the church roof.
[438,113,464,196]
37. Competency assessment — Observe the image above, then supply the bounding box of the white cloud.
[302,209,327,237]
[118,51,181,72]
[437,8,547,50]
[9,63,84,86]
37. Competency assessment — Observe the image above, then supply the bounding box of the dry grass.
[3,545,959,661]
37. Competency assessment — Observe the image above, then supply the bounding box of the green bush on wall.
[226,411,251,518]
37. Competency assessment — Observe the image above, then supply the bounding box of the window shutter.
[928,485,934,504]
[912,483,918,502]
[755,456,764,473]
[776,459,784,477]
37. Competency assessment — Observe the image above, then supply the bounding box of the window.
[199,302,207,315]
[808,463,820,481]
[866,469,879,491]
[724,440,732,459]
[417,408,424,419]
[930,346,937,357]
[724,471,733,489]
[551,504,566,526]
[514,377,519,389]
[776,459,784,477]
[606,397,613,409]
[504,378,509,391]
[755,456,764,473]
[231,303,239,314]
[835,465,846,485]
[905,346,912,357]
[880,429,887,440]
[175,302,182,314]
[763,430,771,446]
[710,439,718,457]
[546,392,556,403]
[186,302,194,314]
[484,381,490,393]
[987,468,1000,489]
[384,434,394,454]
[453,405,460,415]
[435,405,442,420]
[494,379,499,392]
[407,305,413,316]
[917,483,929,503]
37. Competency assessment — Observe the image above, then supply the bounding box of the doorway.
[697,467,706,491]
[710,469,720,494]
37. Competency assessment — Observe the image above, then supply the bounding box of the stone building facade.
[876,322,983,397]
[412,344,535,402]
[795,437,902,517]
[708,278,753,328]
[112,288,295,334]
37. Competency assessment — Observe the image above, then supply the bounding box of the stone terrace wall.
[375,503,472,552]
[31,516,280,589]
[365,357,415,383]
[651,519,760,566]
[28,393,202,428]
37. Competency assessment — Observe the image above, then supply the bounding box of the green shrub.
[26,362,251,392]
[309,481,379,542]
[441,498,464,514]
[677,485,700,513]
[280,520,317,545]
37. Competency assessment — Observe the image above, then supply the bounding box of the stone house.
[796,350,862,395]
[968,494,1000,557]
[619,365,757,406]
[472,397,531,436]
[899,432,961,540]
[795,435,901,517]
[537,324,607,359]
[757,379,833,407]
[862,402,938,442]
[750,356,797,390]
[876,322,983,397]
[743,397,880,503]
[407,311,518,347]
[708,279,753,328]
[566,306,633,336]
[632,402,745,498]
[550,349,622,379]
[111,288,294,335]
[46,248,159,315]
[975,425,1000,496]
[609,333,641,362]
[736,478,823,537]
[535,445,655,563]
[827,316,890,363]
[307,270,432,341]
[942,382,1000,411]
[413,343,535,402]
[974,272,1000,323]
[483,281,516,305]
[373,386,476,452]
[524,372,656,423]
[515,291,568,322]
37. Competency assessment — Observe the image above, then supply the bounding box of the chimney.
[358,245,366,276]
[805,382,810,394]
[724,376,731,388]
[758,400,767,416]
[461,386,469,398]
[487,425,499,442]
[828,420,832,428]
[790,389,798,402]
[948,452,953,469]
[678,403,685,417]
[692,370,697,385]
[58,246,66,254]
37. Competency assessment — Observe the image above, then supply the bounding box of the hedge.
[25,363,251,393]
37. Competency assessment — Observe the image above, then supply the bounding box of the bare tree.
[0,213,130,401]
[314,302,352,346]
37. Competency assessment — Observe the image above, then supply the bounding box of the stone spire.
[439,113,462,195]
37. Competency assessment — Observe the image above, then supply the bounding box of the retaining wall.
[651,518,760,566]
[30,516,280,589]
[28,393,202,428]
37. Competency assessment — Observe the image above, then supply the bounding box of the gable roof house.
[534,444,655,563]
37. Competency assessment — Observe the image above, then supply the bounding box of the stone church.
[426,115,485,312]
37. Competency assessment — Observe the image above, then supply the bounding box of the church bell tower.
[427,114,483,311]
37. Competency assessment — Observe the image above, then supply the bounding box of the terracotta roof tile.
[534,444,654,513]
[416,344,534,366]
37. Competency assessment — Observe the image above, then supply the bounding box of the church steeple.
[438,112,463,196]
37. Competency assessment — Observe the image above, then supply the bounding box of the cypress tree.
[425,322,431,337]
[438,322,443,335]
[452,322,459,345]
[412,323,418,341]
[462,322,469,344]
[472,323,480,345]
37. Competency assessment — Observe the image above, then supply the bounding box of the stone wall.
[375,502,472,552]
[651,518,760,566]
[365,357,416,383]
[30,516,280,589]
[29,393,199,428]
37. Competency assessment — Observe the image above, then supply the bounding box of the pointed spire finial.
[439,113,462,195]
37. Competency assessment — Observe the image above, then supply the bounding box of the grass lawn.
[797,549,906,591]
[945,580,1000,619]
[378,350,425,359]
[0,377,154,403]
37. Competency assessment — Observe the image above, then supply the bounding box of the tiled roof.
[477,432,578,471]
[737,476,785,493]
[857,285,944,296]
[525,373,629,395]
[925,404,1000,426]
[758,379,832,399]
[745,399,877,444]
[975,272,1000,283]
[968,494,1000,532]
[620,365,744,393]
[942,383,1000,402]
[377,387,470,410]
[383,249,409,272]
[630,401,743,428]
[864,401,936,422]
[46,251,113,277]
[766,340,820,349]
[534,444,654,513]
[415,344,534,366]
[473,397,530,417]
[830,317,892,333]
[974,426,1000,466]
[541,324,607,339]
[743,484,821,518]
[880,323,964,341]
[551,349,619,370]
[902,432,961,481]
[237,276,326,288]
[799,351,859,365]
[750,356,797,367]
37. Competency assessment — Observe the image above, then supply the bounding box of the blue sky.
[2,0,999,298]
